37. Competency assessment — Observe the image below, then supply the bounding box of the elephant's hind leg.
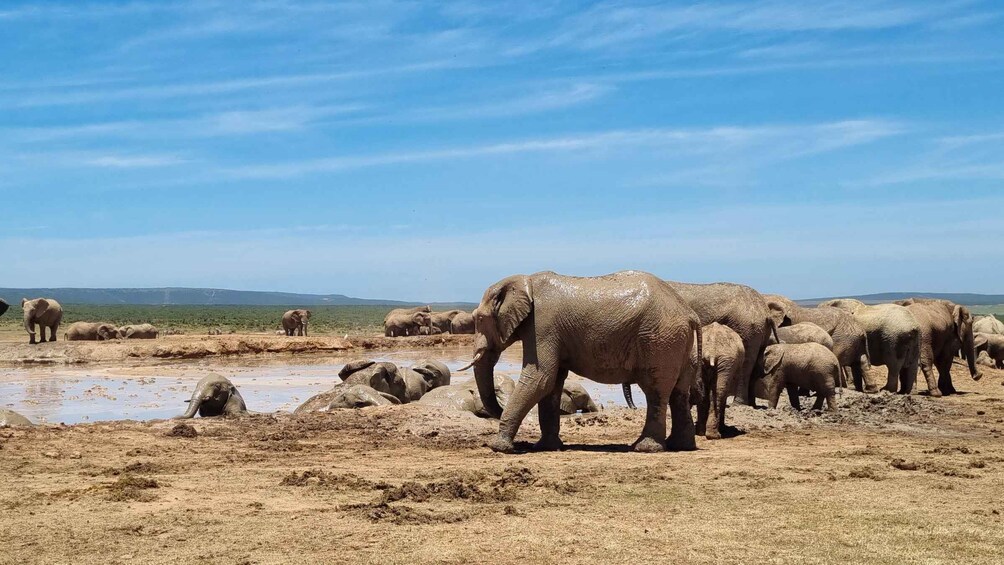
[633,378,669,452]
[48,324,58,342]
[534,368,568,451]
[666,387,697,451]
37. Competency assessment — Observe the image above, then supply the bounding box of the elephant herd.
[383,306,475,337]
[7,297,162,343]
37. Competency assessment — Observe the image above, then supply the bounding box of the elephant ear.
[764,347,785,375]
[953,305,970,344]
[339,359,375,380]
[33,298,50,313]
[766,301,788,328]
[493,276,533,344]
[412,366,437,386]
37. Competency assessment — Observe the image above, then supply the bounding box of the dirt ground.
[2,356,1004,565]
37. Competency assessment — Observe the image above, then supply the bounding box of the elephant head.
[412,311,432,332]
[0,298,8,318]
[766,299,792,329]
[460,275,532,419]
[763,345,785,381]
[410,359,451,389]
[97,324,122,340]
[953,305,982,381]
[328,385,401,409]
[177,374,245,419]
[338,360,408,401]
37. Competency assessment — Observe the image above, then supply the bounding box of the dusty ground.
[2,360,1004,565]
[0,332,473,365]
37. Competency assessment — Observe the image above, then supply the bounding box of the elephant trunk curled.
[178,398,200,419]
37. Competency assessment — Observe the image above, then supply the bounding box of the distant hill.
[797,292,1004,307]
[0,287,472,307]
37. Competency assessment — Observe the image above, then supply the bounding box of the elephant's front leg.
[785,385,801,410]
[38,326,47,343]
[493,363,558,453]
[535,368,568,451]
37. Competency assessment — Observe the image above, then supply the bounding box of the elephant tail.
[622,383,636,409]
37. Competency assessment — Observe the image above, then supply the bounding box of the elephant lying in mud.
[65,322,122,341]
[119,323,159,339]
[295,359,451,413]
[976,351,999,369]
[760,343,839,412]
[974,315,1004,336]
[175,374,248,418]
[418,376,600,417]
[325,385,402,409]
[976,333,1004,369]
[22,298,63,345]
[0,409,34,427]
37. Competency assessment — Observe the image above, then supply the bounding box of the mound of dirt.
[104,474,159,502]
[166,423,198,438]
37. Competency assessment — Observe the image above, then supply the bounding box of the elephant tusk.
[458,351,484,372]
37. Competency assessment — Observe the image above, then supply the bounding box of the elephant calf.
[65,322,122,341]
[694,322,745,440]
[976,333,1004,369]
[775,322,834,351]
[175,374,248,418]
[296,359,452,413]
[761,343,840,412]
[119,323,159,339]
[417,374,515,417]
[976,351,998,369]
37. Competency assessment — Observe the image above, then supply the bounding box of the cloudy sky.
[1,1,1002,301]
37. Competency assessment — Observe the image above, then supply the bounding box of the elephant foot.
[704,427,722,440]
[533,436,564,452]
[666,433,697,452]
[632,437,666,453]
[927,388,943,398]
[488,435,516,454]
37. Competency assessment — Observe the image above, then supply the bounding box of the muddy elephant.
[664,282,776,407]
[895,298,981,395]
[326,384,402,409]
[559,381,600,414]
[819,299,920,395]
[775,323,834,350]
[0,298,8,318]
[761,343,839,411]
[974,315,1004,336]
[282,309,311,336]
[417,325,443,335]
[383,306,430,337]
[22,298,63,345]
[119,323,159,339]
[765,294,870,392]
[976,350,999,369]
[65,322,121,341]
[430,310,464,333]
[175,374,248,418]
[450,311,475,334]
[0,408,34,427]
[976,333,1004,369]
[460,271,701,453]
[694,322,746,439]
[418,374,516,417]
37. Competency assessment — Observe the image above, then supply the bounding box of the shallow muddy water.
[0,346,636,424]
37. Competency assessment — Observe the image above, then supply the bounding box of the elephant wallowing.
[119,323,159,339]
[0,409,34,427]
[176,374,248,418]
[22,298,64,345]
[461,271,701,454]
[974,315,1004,336]
[65,322,121,341]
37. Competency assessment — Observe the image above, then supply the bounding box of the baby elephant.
[176,374,248,418]
[119,323,159,339]
[976,333,1004,369]
[326,384,402,409]
[559,381,600,414]
[65,322,122,341]
[762,343,840,412]
[775,322,834,350]
[695,322,746,439]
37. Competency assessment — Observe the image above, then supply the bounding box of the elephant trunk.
[23,314,35,336]
[177,398,200,419]
[963,328,981,380]
[470,335,503,418]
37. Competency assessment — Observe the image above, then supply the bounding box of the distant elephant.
[976,350,998,369]
[163,328,185,335]
[664,281,777,406]
[895,298,981,395]
[119,323,159,339]
[460,271,701,454]
[765,294,870,392]
[559,381,600,414]
[974,315,1004,336]
[0,408,34,427]
[761,343,839,411]
[975,333,1004,369]
[418,374,516,417]
[175,374,247,418]
[0,298,8,318]
[775,322,834,350]
[819,299,920,394]
[65,322,121,341]
[430,310,463,333]
[417,325,443,335]
[384,310,432,337]
[450,311,475,334]
[208,327,223,336]
[282,309,311,336]
[275,329,285,335]
[21,298,63,345]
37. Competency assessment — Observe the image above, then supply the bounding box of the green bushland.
[0,305,395,335]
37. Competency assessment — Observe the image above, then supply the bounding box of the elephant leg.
[633,379,670,453]
[493,362,558,453]
[735,336,765,406]
[694,380,710,438]
[666,386,697,451]
[899,357,918,395]
[920,362,941,397]
[786,385,801,410]
[708,373,730,440]
[535,368,567,451]
[849,362,866,393]
[883,363,900,393]
[936,355,957,395]
[48,324,58,342]
[38,326,47,343]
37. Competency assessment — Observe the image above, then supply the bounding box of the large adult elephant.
[384,309,432,337]
[21,298,64,345]
[819,299,921,394]
[764,294,871,392]
[383,306,430,336]
[281,309,311,336]
[459,271,701,454]
[974,315,1004,335]
[430,310,463,334]
[895,298,981,395]
[450,311,475,334]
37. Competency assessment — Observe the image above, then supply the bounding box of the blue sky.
[1,1,1003,302]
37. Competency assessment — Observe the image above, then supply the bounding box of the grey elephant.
[976,333,1004,369]
[119,323,159,339]
[975,350,997,368]
[559,381,600,414]
[0,408,34,427]
[460,271,701,454]
[895,298,981,395]
[0,298,8,318]
[325,384,402,409]
[694,322,746,439]
[417,325,443,335]
[450,311,475,334]
[765,294,870,392]
[430,310,464,333]
[65,322,122,341]
[384,309,432,337]
[761,343,839,412]
[418,374,516,417]
[974,315,1004,336]
[208,327,223,336]
[663,282,777,406]
[295,359,447,413]
[175,374,248,418]
[775,322,834,350]
[819,299,920,395]
[22,298,64,345]
[282,309,311,336]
